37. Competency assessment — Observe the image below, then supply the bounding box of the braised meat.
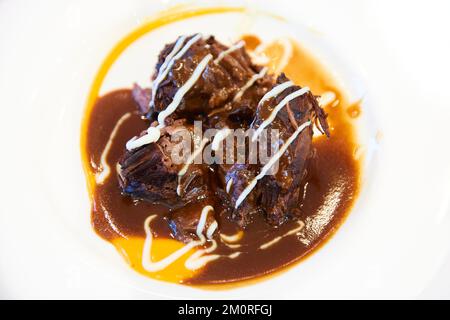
[168,205,216,243]
[149,34,273,127]
[221,74,329,226]
[119,34,330,238]
[118,120,213,210]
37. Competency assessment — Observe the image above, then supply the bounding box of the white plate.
[1,0,450,299]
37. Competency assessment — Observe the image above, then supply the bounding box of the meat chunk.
[224,74,329,226]
[150,35,274,127]
[168,205,216,243]
[118,120,212,210]
[223,164,261,226]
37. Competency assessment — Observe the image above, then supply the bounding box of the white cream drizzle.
[220,231,243,243]
[228,252,241,259]
[319,91,337,107]
[233,67,268,103]
[142,206,238,273]
[116,163,123,180]
[142,215,204,272]
[96,112,132,184]
[195,205,214,238]
[257,80,294,109]
[157,53,213,127]
[251,87,310,142]
[235,120,312,209]
[272,38,293,74]
[158,36,187,73]
[126,53,213,151]
[184,206,241,270]
[226,178,233,193]
[206,221,218,239]
[185,239,219,270]
[220,231,243,249]
[125,126,160,151]
[254,38,293,74]
[214,40,245,64]
[176,176,182,197]
[186,239,243,269]
[184,240,242,270]
[150,34,202,108]
[248,51,270,65]
[211,127,232,151]
[259,220,305,250]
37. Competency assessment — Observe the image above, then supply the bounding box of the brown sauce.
[81,8,361,286]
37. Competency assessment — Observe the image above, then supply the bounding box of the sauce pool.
[81,8,362,286]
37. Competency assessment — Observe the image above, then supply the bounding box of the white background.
[0,0,449,299]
